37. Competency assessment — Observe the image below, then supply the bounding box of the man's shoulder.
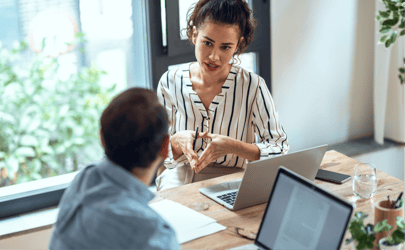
[51,194,178,249]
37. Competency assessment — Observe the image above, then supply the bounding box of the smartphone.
[315,169,351,184]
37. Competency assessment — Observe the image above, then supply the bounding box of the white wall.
[352,147,404,181]
[271,0,375,151]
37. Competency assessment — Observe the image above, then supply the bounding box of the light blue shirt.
[49,158,180,250]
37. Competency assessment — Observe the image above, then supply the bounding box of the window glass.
[179,0,198,40]
[161,0,167,47]
[0,0,131,188]
[237,52,258,74]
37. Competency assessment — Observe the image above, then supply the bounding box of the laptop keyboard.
[217,191,238,206]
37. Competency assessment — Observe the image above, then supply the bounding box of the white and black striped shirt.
[157,63,289,170]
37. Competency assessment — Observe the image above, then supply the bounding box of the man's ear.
[99,130,106,150]
[160,135,170,159]
[192,26,197,45]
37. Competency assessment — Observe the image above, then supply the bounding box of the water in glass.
[352,163,377,199]
[353,174,377,199]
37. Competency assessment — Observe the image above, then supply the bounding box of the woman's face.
[192,21,241,77]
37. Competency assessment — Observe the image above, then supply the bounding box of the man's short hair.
[100,88,169,171]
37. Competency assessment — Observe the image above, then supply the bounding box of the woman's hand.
[194,132,234,173]
[170,130,199,169]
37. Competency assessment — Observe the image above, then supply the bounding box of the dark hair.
[185,0,256,55]
[100,88,169,171]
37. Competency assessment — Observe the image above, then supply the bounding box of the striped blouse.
[157,63,289,170]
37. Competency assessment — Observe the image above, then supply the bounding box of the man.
[49,88,180,249]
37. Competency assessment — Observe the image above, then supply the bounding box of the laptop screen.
[256,168,353,250]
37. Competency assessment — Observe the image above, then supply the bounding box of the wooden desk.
[152,150,404,249]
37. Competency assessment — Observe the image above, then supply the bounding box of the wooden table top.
[151,150,404,250]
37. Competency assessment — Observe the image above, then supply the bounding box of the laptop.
[199,144,328,211]
[231,166,354,250]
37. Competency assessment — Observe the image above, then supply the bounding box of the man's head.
[99,88,169,174]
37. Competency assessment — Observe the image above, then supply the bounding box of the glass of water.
[352,163,377,199]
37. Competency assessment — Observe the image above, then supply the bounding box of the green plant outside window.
[0,37,117,187]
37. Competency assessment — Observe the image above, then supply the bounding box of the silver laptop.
[231,166,354,250]
[198,145,328,211]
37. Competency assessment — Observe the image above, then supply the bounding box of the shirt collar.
[97,157,155,203]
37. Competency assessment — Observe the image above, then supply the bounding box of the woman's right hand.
[170,130,201,169]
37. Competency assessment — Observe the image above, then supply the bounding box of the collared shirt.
[157,62,289,171]
[48,158,180,250]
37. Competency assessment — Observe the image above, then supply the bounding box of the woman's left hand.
[194,132,235,173]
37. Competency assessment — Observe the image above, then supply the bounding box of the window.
[0,0,136,218]
[0,0,271,219]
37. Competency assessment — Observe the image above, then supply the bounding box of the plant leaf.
[59,104,69,117]
[73,137,85,145]
[20,135,39,147]
[31,173,42,180]
[376,15,383,21]
[5,157,19,174]
[380,34,390,43]
[388,2,399,11]
[400,74,404,84]
[400,29,405,36]
[374,219,393,233]
[392,230,405,243]
[400,68,405,73]
[380,27,392,33]
[387,234,395,245]
[385,38,392,48]
[382,18,399,26]
[19,115,32,132]
[26,119,41,133]
[31,159,42,173]
[357,234,375,249]
[15,147,36,157]
[0,111,16,124]
[379,10,391,18]
[396,216,404,230]
[399,19,405,28]
[349,220,366,240]
[390,30,398,44]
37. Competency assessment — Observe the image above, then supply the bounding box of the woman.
[156,0,289,191]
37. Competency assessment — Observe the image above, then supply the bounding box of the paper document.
[149,199,226,244]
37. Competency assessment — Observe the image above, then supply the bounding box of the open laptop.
[231,166,354,250]
[199,145,328,211]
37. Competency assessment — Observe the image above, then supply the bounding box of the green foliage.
[376,0,405,84]
[0,36,117,186]
[380,216,405,246]
[345,212,392,250]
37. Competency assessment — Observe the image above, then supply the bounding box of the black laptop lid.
[255,167,353,250]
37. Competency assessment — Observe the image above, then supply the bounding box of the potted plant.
[378,216,404,249]
[346,212,393,249]
[375,0,405,83]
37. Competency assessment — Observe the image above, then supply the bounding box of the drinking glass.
[352,163,377,199]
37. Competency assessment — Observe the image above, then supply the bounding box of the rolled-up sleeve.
[251,77,289,158]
